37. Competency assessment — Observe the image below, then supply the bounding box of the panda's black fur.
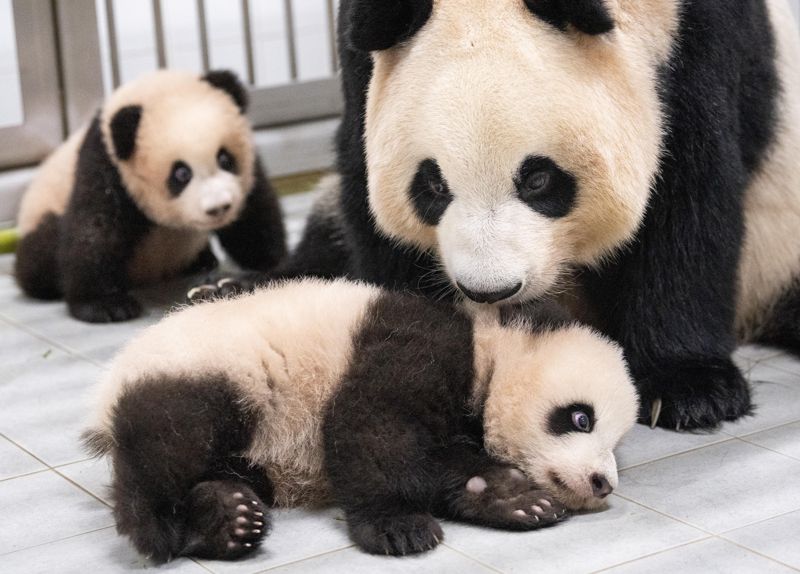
[216,0,793,432]
[15,70,286,323]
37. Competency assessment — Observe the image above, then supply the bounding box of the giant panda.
[15,69,286,323]
[84,278,638,562]
[213,0,800,432]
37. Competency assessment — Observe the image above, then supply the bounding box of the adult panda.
[86,278,638,561]
[263,0,799,432]
[15,70,286,323]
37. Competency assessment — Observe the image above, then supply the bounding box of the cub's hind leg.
[97,375,271,562]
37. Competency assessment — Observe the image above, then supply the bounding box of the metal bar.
[241,0,255,84]
[283,0,298,81]
[326,0,338,72]
[196,0,210,72]
[152,0,167,68]
[104,0,121,88]
[0,0,63,168]
[54,0,105,133]
[248,77,342,128]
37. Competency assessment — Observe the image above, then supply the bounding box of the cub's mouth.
[547,471,609,511]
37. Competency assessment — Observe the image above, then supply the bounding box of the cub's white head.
[477,322,638,510]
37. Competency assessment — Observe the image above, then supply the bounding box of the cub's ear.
[202,70,249,113]
[525,0,615,35]
[109,105,142,161]
[345,0,434,52]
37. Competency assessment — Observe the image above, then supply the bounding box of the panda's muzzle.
[457,281,522,304]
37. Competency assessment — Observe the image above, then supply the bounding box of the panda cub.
[84,278,638,562]
[15,70,286,323]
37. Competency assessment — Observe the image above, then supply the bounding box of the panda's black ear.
[109,105,142,161]
[202,70,249,113]
[525,0,615,35]
[345,0,434,52]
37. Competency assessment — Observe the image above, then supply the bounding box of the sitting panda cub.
[15,69,286,323]
[84,279,638,561]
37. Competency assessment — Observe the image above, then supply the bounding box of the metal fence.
[0,0,342,171]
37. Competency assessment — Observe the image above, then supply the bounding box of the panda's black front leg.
[216,159,287,273]
[583,86,753,431]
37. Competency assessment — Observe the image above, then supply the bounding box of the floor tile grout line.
[589,535,715,574]
[618,436,737,472]
[715,506,800,536]
[0,310,106,369]
[50,465,113,508]
[0,431,57,470]
[248,544,356,573]
[610,492,716,536]
[733,435,800,464]
[717,534,800,572]
[0,467,50,483]
[0,525,116,558]
[442,543,505,574]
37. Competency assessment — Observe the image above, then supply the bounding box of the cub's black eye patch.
[548,403,595,435]
[515,155,577,219]
[410,159,453,226]
[524,0,615,35]
[168,161,193,196]
[217,148,238,174]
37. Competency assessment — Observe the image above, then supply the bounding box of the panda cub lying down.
[84,279,638,561]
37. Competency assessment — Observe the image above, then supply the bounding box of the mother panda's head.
[349,0,677,304]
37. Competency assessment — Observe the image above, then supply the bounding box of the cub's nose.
[457,282,522,304]
[206,203,232,217]
[590,473,613,498]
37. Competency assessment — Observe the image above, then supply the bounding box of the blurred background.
[0,0,798,229]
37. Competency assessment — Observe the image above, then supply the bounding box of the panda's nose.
[457,282,522,304]
[590,473,613,498]
[206,203,231,217]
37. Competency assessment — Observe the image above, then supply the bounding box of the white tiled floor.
[1,193,800,573]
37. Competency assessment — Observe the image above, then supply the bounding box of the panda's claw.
[650,398,663,429]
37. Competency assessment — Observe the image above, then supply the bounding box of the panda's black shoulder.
[661,0,779,174]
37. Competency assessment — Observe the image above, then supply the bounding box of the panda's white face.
[365,0,669,304]
[102,71,255,231]
[479,324,638,510]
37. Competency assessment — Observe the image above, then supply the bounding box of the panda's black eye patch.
[515,156,577,219]
[548,403,595,435]
[410,159,453,226]
[168,161,193,196]
[217,147,238,174]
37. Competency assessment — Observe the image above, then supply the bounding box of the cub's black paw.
[67,293,142,323]
[635,358,753,431]
[186,272,266,304]
[181,481,270,560]
[451,466,568,530]
[348,512,443,556]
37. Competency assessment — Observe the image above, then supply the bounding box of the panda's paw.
[636,357,753,431]
[348,512,443,556]
[67,293,142,323]
[181,480,270,560]
[454,466,569,530]
[186,272,264,304]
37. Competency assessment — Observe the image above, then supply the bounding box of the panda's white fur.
[365,0,675,301]
[90,278,637,511]
[737,0,800,339]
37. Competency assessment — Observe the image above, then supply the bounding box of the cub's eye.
[168,161,193,196]
[217,148,237,173]
[572,411,592,432]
